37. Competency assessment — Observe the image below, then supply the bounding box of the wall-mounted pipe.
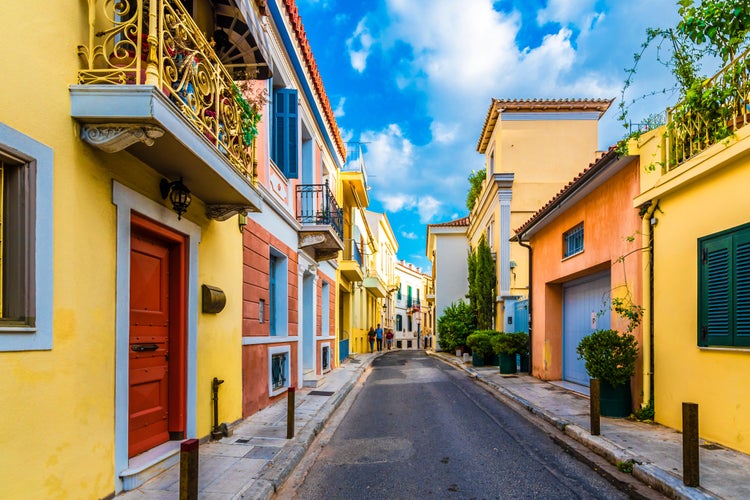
[211,377,229,439]
[641,201,658,408]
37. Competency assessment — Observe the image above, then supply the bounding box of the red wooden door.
[129,228,171,457]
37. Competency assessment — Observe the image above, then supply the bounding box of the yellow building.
[365,211,400,336]
[338,143,376,356]
[631,50,750,454]
[0,0,343,496]
[471,98,611,330]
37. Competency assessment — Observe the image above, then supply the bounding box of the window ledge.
[698,346,750,354]
[562,250,584,262]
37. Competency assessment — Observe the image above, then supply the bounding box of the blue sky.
[295,0,682,271]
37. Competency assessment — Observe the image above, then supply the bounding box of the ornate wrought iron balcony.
[296,182,344,261]
[73,0,268,218]
[665,47,750,170]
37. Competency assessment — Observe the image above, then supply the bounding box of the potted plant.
[511,332,530,372]
[491,332,520,374]
[466,331,495,367]
[576,329,639,417]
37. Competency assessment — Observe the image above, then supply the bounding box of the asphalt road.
[279,350,636,499]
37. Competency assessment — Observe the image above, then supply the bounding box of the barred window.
[563,223,584,258]
[271,351,288,391]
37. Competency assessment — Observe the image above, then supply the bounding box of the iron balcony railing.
[343,239,363,267]
[77,0,256,181]
[665,47,750,170]
[295,182,343,240]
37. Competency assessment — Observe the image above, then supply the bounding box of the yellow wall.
[637,127,750,454]
[0,2,245,496]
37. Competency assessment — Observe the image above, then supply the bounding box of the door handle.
[131,343,159,352]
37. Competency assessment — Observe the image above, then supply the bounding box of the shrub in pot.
[436,300,476,354]
[576,329,639,417]
[466,331,495,367]
[491,332,517,374]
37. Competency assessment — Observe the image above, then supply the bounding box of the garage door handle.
[131,343,159,352]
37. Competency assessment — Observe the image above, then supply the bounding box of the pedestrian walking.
[385,329,394,350]
[367,327,375,353]
[375,324,383,351]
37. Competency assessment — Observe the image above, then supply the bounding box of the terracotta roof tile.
[281,0,346,160]
[429,216,470,228]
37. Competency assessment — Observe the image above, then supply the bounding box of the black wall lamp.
[160,177,192,220]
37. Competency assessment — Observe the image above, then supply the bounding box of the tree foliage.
[466,169,486,211]
[619,0,750,140]
[467,236,496,330]
[436,300,476,353]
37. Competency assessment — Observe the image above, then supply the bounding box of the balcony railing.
[343,239,363,266]
[665,47,750,169]
[77,0,256,180]
[295,182,343,240]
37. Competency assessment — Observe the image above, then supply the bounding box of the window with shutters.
[698,223,750,347]
[272,88,298,179]
[0,125,53,351]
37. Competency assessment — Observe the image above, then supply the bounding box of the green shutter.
[734,234,750,346]
[272,88,298,179]
[700,236,731,346]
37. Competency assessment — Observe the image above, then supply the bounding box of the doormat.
[309,390,334,396]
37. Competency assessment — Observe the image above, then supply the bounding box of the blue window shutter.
[272,88,298,178]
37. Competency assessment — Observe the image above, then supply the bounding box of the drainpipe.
[641,201,658,408]
[516,234,533,373]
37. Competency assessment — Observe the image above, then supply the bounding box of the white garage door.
[562,272,611,386]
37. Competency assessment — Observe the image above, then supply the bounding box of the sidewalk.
[119,352,382,499]
[121,350,750,499]
[429,351,750,500]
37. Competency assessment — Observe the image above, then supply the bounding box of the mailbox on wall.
[202,284,226,314]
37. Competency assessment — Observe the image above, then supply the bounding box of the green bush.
[576,329,638,387]
[437,300,477,352]
[491,331,529,355]
[466,331,496,358]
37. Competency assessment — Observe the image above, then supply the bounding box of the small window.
[699,223,750,347]
[396,314,403,331]
[563,223,584,258]
[269,345,291,395]
[272,88,298,179]
[320,342,331,373]
[268,249,288,336]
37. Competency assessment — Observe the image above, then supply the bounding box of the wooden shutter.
[734,232,750,346]
[272,88,298,179]
[700,236,731,346]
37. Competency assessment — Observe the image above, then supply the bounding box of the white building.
[394,261,430,349]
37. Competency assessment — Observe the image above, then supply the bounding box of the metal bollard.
[683,402,700,487]
[590,378,600,436]
[287,386,296,439]
[179,438,199,500]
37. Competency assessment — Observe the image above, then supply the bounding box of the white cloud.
[416,196,441,223]
[346,17,375,73]
[430,121,459,144]
[537,0,598,26]
[333,97,346,118]
[401,231,418,240]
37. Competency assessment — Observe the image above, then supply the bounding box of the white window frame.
[320,341,331,374]
[269,344,291,396]
[0,124,53,351]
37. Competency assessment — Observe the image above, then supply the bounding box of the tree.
[436,300,476,352]
[466,169,486,211]
[467,235,496,330]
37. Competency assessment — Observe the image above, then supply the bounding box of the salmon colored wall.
[528,161,643,403]
[241,342,298,417]
[242,219,299,337]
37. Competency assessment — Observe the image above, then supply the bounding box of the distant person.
[367,327,375,353]
[385,329,394,350]
[375,324,383,351]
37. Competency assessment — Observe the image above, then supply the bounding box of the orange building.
[515,149,646,410]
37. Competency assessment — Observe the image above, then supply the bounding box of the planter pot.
[472,353,485,367]
[600,381,632,418]
[456,348,463,357]
[485,354,499,366]
[519,354,530,373]
[462,353,471,363]
[498,353,517,374]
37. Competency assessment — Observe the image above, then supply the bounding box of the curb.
[247,354,379,499]
[428,351,719,500]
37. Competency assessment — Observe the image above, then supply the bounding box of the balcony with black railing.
[296,182,344,261]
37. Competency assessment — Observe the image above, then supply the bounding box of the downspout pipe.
[516,234,533,373]
[641,201,658,408]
